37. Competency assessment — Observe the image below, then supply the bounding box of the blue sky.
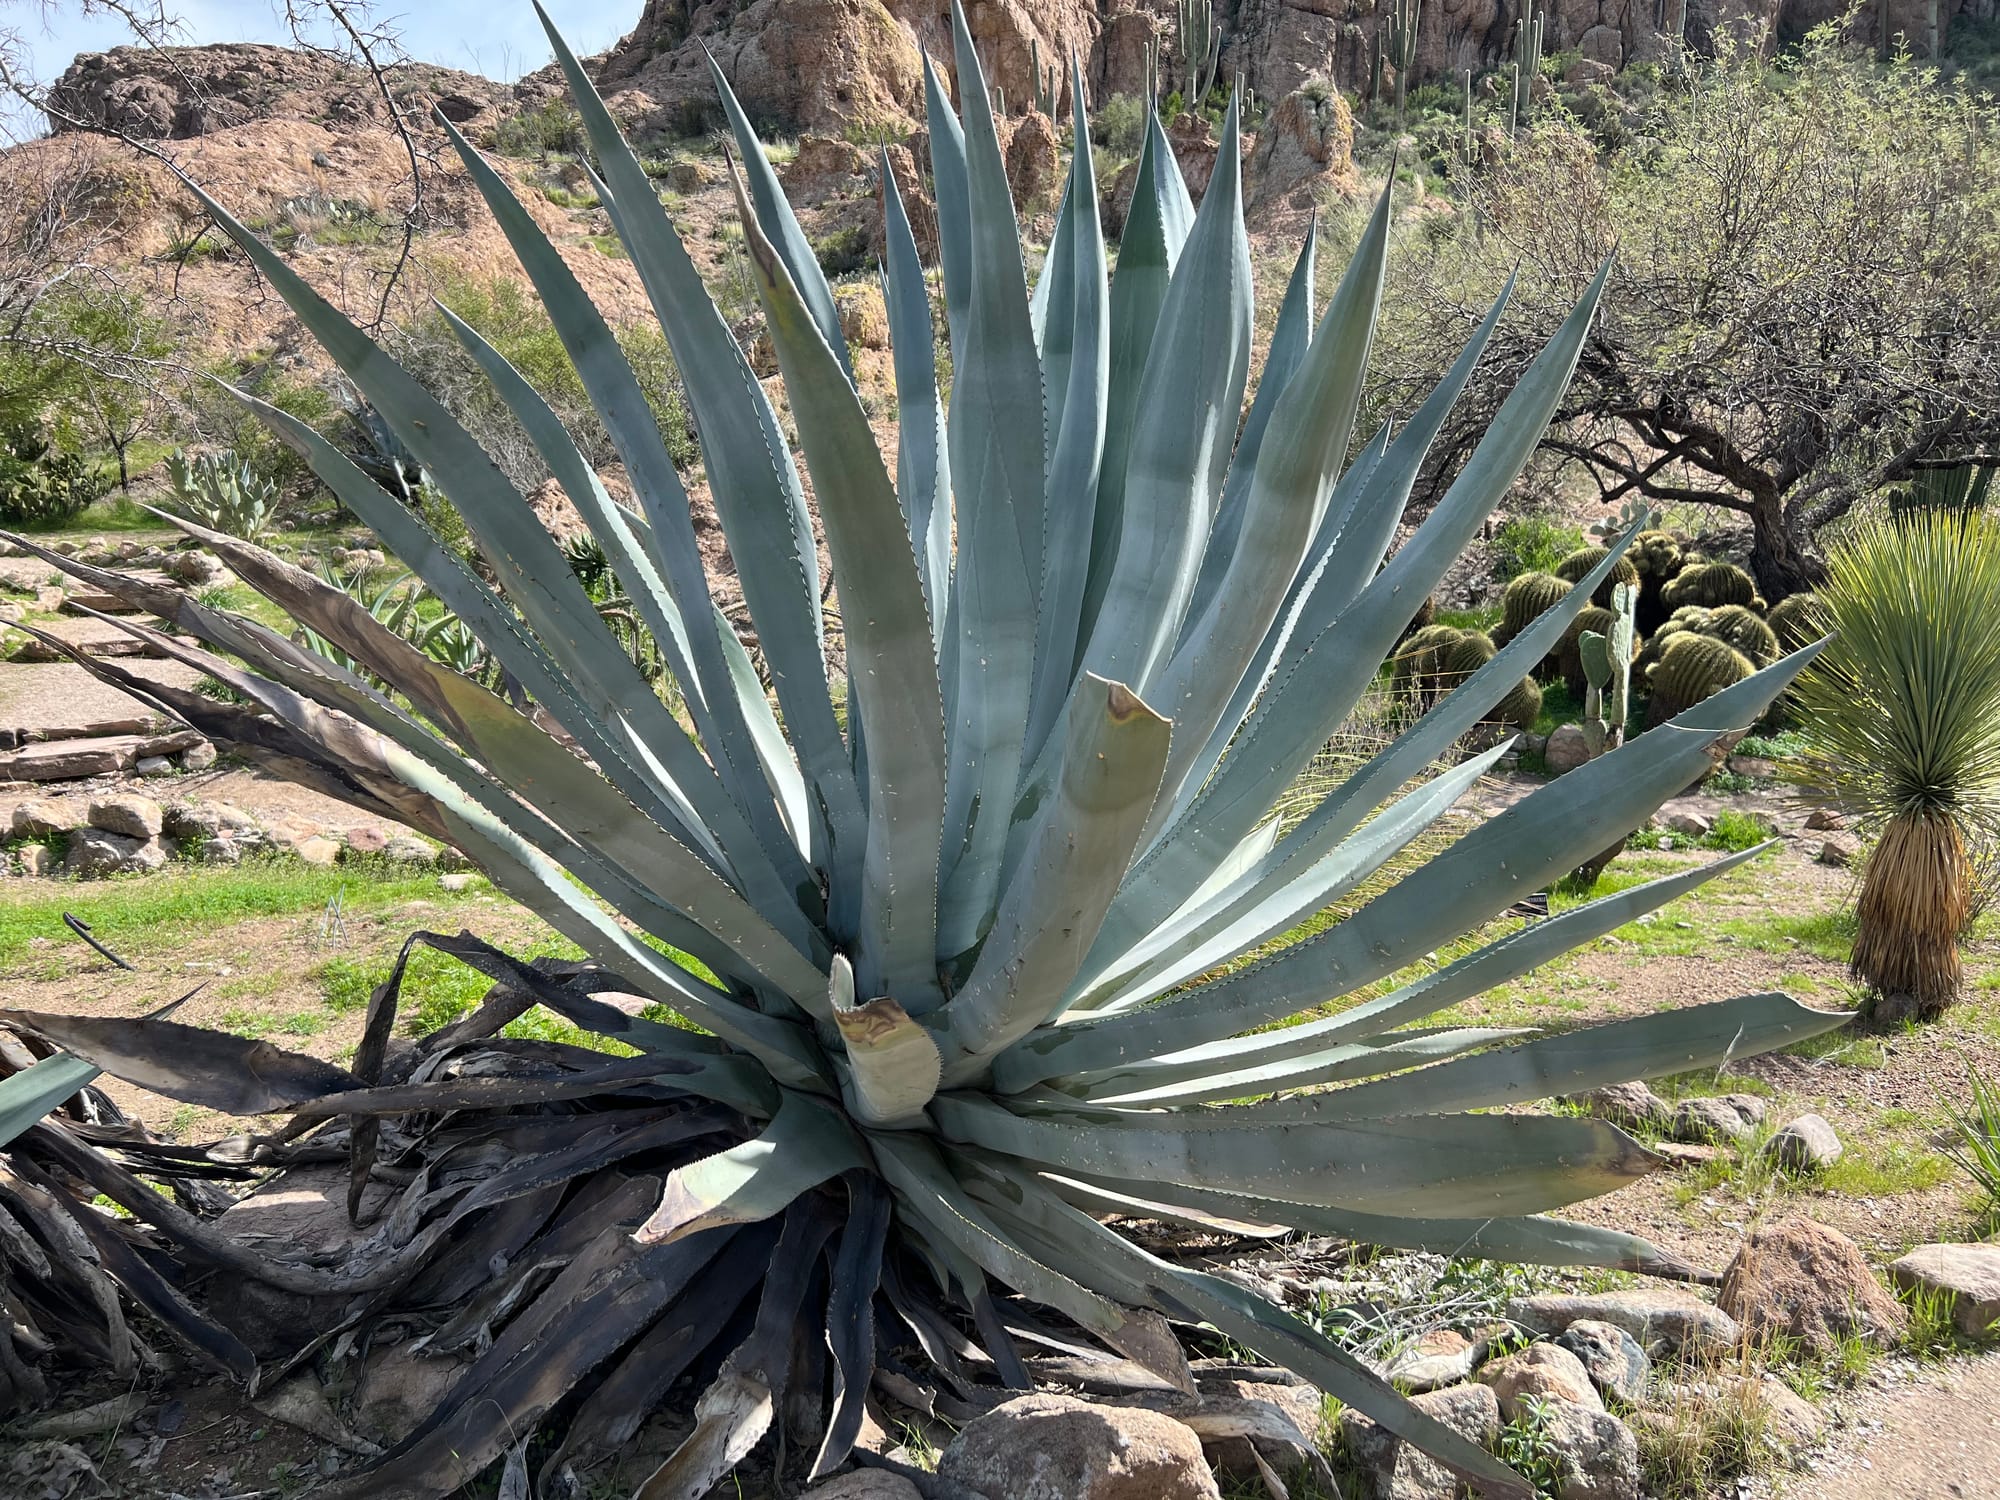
[9,0,639,99]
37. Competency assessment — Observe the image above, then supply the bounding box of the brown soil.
[1777,1352,2000,1499]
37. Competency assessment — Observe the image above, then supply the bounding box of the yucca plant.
[1795,510,2000,1021]
[0,4,1844,1494]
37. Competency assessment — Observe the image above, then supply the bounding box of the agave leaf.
[932,1094,1657,1217]
[934,0,1051,961]
[530,13,862,928]
[942,676,1170,1081]
[827,956,942,1128]
[923,50,972,355]
[1079,100,1197,652]
[634,1091,865,1246]
[811,1175,893,1479]
[1184,216,1319,627]
[731,159,948,1003]
[0,1010,357,1113]
[1145,180,1387,805]
[1022,58,1112,770]
[880,148,952,642]
[1077,97,1252,697]
[871,1132,1194,1391]
[1242,992,1851,1123]
[1000,648,1819,1089]
[0,1052,100,1148]
[706,53,851,380]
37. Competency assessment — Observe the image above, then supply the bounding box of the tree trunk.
[1748,493,1826,602]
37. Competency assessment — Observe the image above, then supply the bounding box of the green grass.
[0,858,476,970]
[1821,1142,1953,1197]
[1436,605,1501,633]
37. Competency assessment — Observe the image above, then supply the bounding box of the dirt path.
[1779,1354,2000,1499]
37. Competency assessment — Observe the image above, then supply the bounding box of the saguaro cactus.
[1389,0,1423,121]
[1178,0,1220,103]
[1512,0,1543,133]
[1030,38,1060,116]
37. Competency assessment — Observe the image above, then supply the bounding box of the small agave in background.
[0,2,1843,1494]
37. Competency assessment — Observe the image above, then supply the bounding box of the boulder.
[15,844,52,877]
[63,828,166,876]
[1554,1321,1650,1405]
[1385,1328,1488,1393]
[1571,1080,1670,1134]
[1563,57,1616,86]
[438,872,477,893]
[295,836,342,867]
[1663,809,1712,838]
[1804,807,1845,831]
[1577,23,1625,68]
[1543,723,1591,774]
[1761,1114,1842,1173]
[1246,79,1354,205]
[134,755,174,778]
[200,837,244,865]
[0,736,145,781]
[1816,839,1856,868]
[935,1392,1219,1500]
[383,836,439,865]
[164,550,228,585]
[86,793,163,839]
[1537,1399,1640,1500]
[1005,109,1062,206]
[835,283,890,351]
[9,798,85,840]
[1717,1217,1907,1354]
[1476,1342,1601,1417]
[180,740,218,771]
[1669,1094,1760,1144]
[1888,1244,2000,1339]
[1340,1382,1500,1500]
[1509,1290,1739,1355]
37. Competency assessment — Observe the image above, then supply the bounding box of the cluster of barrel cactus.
[1394,623,1542,729]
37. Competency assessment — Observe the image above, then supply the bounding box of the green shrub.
[488,99,588,157]
[812,224,872,277]
[1493,514,1585,581]
[0,423,108,527]
[1091,93,1147,156]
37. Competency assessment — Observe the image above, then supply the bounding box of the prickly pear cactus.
[1580,581,1636,756]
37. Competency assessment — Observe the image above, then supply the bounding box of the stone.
[1761,1114,1842,1173]
[1572,1080,1670,1133]
[1182,1373,1328,1485]
[294,836,342,867]
[1804,807,1846,831]
[1717,1217,1907,1354]
[180,740,217,771]
[0,736,144,781]
[1555,1323,1650,1406]
[936,1392,1219,1500]
[1537,1398,1640,1500]
[438,872,476,893]
[164,549,227,585]
[344,825,390,856]
[15,844,52,877]
[1577,23,1625,68]
[1385,1328,1486,1393]
[1476,1342,1602,1418]
[1669,1094,1758,1143]
[133,755,174,778]
[63,828,166,876]
[834,283,890,351]
[1726,754,1777,779]
[1663,809,1712,838]
[1246,79,1355,205]
[1651,1140,1725,1168]
[1816,838,1856,868]
[1888,1244,2000,1339]
[802,1475,923,1500]
[9,798,85,840]
[1563,57,1616,87]
[200,837,244,865]
[383,835,438,865]
[87,793,163,839]
[1509,1290,1739,1355]
[1340,1382,1500,1500]
[1543,723,1591,775]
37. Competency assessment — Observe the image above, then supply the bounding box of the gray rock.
[164,550,228,585]
[294,836,342,867]
[1663,809,1712,838]
[1478,1341,1602,1417]
[86,793,163,839]
[1761,1114,1842,1173]
[1572,1080,1671,1133]
[9,798,84,840]
[180,740,218,771]
[1555,1321,1650,1405]
[199,837,244,866]
[803,1475,923,1500]
[383,836,438,865]
[1385,1328,1486,1393]
[1543,724,1591,775]
[437,872,477,893]
[1804,807,1845,831]
[15,843,52,877]
[1717,1217,1906,1353]
[1537,1398,1640,1500]
[1889,1244,2000,1339]
[64,828,166,877]
[936,1392,1219,1500]
[1816,838,1857,868]
[1340,1382,1500,1500]
[133,755,175,778]
[1726,754,1776,780]
[1669,1095,1757,1143]
[162,803,222,840]
[1509,1290,1739,1355]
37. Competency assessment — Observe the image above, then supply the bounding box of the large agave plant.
[0,3,1845,1494]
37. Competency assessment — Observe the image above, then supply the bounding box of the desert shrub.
[0,422,107,527]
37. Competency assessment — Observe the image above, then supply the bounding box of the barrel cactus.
[1393,621,1467,703]
[1555,545,1641,607]
[1705,603,1780,667]
[1492,673,1545,731]
[0,7,1840,1494]
[1630,529,1683,632]
[1491,569,1569,652]
[1646,633,1755,727]
[1634,604,1710,677]
[1664,559,1758,611]
[1766,592,1819,652]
